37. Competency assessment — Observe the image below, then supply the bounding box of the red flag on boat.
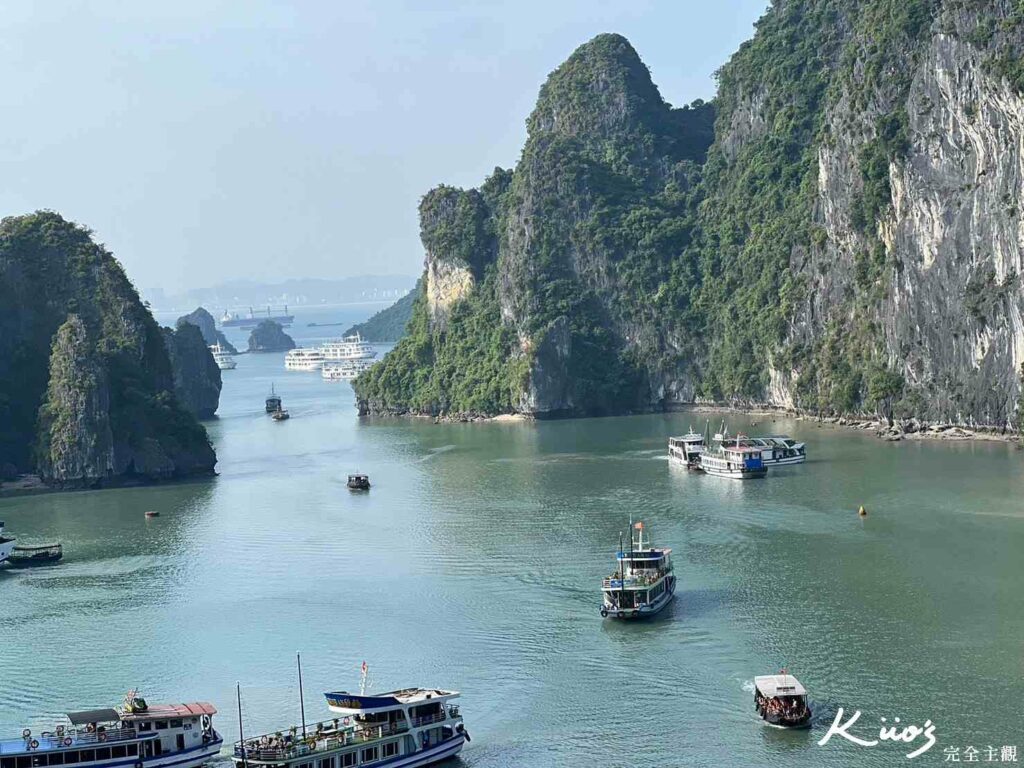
[634,522,643,530]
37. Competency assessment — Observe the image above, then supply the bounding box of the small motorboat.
[347,474,370,491]
[271,407,290,421]
[265,384,282,413]
[145,510,160,518]
[754,672,812,729]
[8,542,63,567]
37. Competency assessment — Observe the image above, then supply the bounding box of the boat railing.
[234,721,411,760]
[409,711,446,728]
[603,569,670,589]
[22,726,142,750]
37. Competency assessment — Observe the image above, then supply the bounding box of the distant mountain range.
[145,275,417,312]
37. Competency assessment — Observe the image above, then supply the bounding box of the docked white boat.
[322,360,375,381]
[285,348,326,372]
[668,428,705,468]
[0,521,15,566]
[321,334,376,361]
[601,521,676,620]
[0,691,222,768]
[209,343,237,371]
[234,682,468,768]
[699,439,768,479]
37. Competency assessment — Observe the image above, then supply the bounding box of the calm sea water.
[2,305,1023,767]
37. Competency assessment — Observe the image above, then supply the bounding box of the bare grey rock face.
[163,323,222,418]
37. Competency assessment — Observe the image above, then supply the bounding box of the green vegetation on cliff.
[0,211,215,485]
[358,6,1024,423]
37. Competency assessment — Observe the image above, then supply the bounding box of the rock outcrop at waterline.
[356,8,1024,427]
[162,323,222,419]
[176,306,237,354]
[247,319,295,352]
[0,211,216,487]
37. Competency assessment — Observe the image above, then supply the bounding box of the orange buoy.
[858,506,867,517]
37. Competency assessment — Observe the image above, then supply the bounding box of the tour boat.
[0,691,222,768]
[320,334,376,362]
[668,427,705,468]
[743,436,806,466]
[7,542,63,567]
[209,343,237,371]
[754,673,812,729]
[347,474,371,491]
[322,360,375,381]
[699,437,768,479]
[271,407,290,421]
[284,348,326,372]
[0,521,15,566]
[266,385,282,414]
[233,681,468,768]
[600,521,676,620]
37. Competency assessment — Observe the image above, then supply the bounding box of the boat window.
[127,745,138,756]
[1,758,14,768]
[138,723,151,732]
[61,753,78,765]
[169,720,182,728]
[78,751,94,763]
[110,747,126,759]
[155,722,168,730]
[382,742,398,758]
[359,747,378,763]
[16,758,30,768]
[31,756,46,768]
[48,755,64,767]
[317,758,334,768]
[94,749,110,762]
[339,753,356,768]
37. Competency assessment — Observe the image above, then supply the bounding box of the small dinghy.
[754,672,812,729]
[347,474,370,491]
[8,542,63,567]
[271,406,290,421]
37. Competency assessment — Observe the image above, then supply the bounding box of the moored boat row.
[668,422,807,479]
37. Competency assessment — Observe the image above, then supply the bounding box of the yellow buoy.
[858,506,867,517]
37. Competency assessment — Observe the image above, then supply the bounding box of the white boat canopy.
[754,675,807,698]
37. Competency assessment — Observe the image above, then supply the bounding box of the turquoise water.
[2,308,1023,767]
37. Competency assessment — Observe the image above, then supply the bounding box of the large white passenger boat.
[601,521,676,620]
[209,343,237,371]
[699,439,768,479]
[321,334,376,361]
[322,360,375,381]
[0,692,221,768]
[233,685,468,768]
[285,348,326,372]
[0,521,15,566]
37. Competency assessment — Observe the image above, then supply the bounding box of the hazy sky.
[0,1,769,294]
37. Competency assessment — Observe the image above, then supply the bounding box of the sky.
[0,1,769,295]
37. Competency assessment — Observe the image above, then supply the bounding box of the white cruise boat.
[233,678,468,768]
[0,691,221,768]
[209,343,237,371]
[285,348,326,372]
[668,427,705,468]
[743,436,806,466]
[321,334,377,361]
[601,521,676,620]
[0,521,15,566]
[322,360,375,381]
[699,437,768,479]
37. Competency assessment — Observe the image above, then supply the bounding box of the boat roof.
[67,708,120,725]
[325,688,458,714]
[754,675,807,697]
[120,703,217,721]
[616,547,671,560]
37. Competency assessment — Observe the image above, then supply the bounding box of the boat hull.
[0,538,15,565]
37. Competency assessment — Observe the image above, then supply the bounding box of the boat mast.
[297,652,307,738]
[236,683,247,768]
[618,531,624,607]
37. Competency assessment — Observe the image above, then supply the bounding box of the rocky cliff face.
[162,323,222,419]
[0,211,216,486]
[358,6,1024,426]
[247,320,295,352]
[177,306,237,354]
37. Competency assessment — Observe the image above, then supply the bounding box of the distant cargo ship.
[220,306,294,329]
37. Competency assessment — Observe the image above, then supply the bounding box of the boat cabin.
[753,674,811,729]
[8,543,62,567]
[347,475,370,491]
